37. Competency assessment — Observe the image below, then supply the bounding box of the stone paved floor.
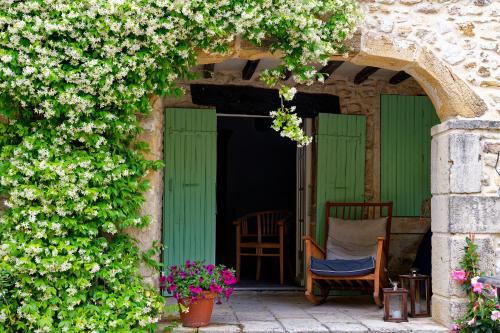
[159,291,449,333]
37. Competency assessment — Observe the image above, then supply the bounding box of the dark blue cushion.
[310,256,375,277]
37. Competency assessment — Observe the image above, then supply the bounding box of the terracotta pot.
[178,291,217,327]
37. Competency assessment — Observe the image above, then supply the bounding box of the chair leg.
[279,252,284,285]
[256,256,261,281]
[374,291,382,308]
[236,247,241,283]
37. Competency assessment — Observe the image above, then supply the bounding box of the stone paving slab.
[160,291,448,333]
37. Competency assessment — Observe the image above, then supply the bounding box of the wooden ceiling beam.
[318,61,344,80]
[282,69,292,81]
[353,66,379,85]
[202,64,215,79]
[389,71,411,85]
[242,60,260,80]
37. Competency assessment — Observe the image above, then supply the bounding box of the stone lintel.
[431,119,500,136]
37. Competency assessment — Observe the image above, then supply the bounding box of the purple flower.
[189,285,203,294]
[206,264,215,274]
[174,292,180,300]
[168,284,177,292]
[167,274,174,284]
[179,271,186,279]
[159,275,166,292]
[224,287,234,299]
[210,283,223,293]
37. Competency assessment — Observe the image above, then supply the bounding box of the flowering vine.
[0,0,360,331]
[451,236,499,332]
[270,87,312,147]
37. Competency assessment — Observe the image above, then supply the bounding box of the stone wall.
[357,0,499,118]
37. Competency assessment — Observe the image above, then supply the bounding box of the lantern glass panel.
[389,294,403,320]
[416,279,428,315]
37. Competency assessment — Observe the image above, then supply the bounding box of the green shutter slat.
[163,108,217,267]
[315,113,366,246]
[380,95,439,217]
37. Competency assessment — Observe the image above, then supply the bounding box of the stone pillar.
[431,120,500,326]
[126,95,165,287]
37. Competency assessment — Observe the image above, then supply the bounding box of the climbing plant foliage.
[0,0,360,331]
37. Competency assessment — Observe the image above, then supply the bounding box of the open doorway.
[216,115,297,288]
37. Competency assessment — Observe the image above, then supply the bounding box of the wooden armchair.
[304,202,392,306]
[234,210,291,285]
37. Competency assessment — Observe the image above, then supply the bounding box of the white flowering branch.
[270,87,312,147]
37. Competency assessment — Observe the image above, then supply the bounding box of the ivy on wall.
[0,0,360,331]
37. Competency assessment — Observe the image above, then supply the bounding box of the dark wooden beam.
[389,71,411,85]
[282,69,292,81]
[242,60,260,80]
[203,64,215,79]
[190,84,341,118]
[353,66,379,85]
[318,61,344,79]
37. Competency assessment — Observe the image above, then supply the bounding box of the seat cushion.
[326,217,387,260]
[310,256,375,277]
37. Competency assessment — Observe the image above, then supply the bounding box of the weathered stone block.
[431,133,450,195]
[448,196,500,233]
[449,133,481,193]
[432,233,495,298]
[431,294,467,327]
[431,195,449,233]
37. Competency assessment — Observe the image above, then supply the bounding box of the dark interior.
[216,116,297,286]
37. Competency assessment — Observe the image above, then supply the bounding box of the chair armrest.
[375,236,387,284]
[303,236,325,259]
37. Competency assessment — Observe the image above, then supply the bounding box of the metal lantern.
[399,272,431,317]
[383,285,408,322]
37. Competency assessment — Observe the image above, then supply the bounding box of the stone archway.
[197,32,488,122]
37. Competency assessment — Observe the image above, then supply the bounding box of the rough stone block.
[431,195,449,233]
[198,324,241,333]
[432,233,495,297]
[431,133,450,195]
[448,196,500,233]
[321,323,368,333]
[240,320,284,333]
[431,295,467,328]
[449,133,481,193]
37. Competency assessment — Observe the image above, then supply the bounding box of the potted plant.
[162,260,236,327]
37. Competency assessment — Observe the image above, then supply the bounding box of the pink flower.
[471,276,483,293]
[451,323,461,332]
[467,318,476,326]
[167,274,174,284]
[168,284,177,292]
[491,310,500,321]
[224,287,234,299]
[210,283,223,293]
[159,275,166,292]
[174,292,180,300]
[189,285,203,294]
[451,270,467,283]
[206,264,215,274]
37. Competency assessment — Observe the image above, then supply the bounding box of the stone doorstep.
[158,321,449,333]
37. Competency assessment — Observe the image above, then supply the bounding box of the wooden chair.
[234,210,291,285]
[303,202,392,306]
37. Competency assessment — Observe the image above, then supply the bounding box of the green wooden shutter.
[163,108,217,267]
[380,95,439,217]
[315,114,366,246]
